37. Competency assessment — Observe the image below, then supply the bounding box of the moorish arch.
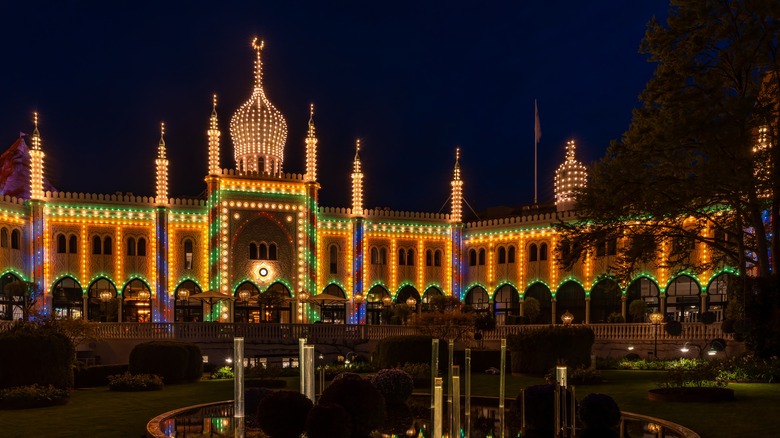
[493,284,520,325]
[321,283,347,324]
[666,274,702,322]
[0,273,26,321]
[87,277,118,322]
[422,286,444,310]
[262,281,292,323]
[626,277,660,321]
[706,272,734,321]
[234,281,261,323]
[122,278,153,323]
[555,280,586,324]
[464,285,490,312]
[51,276,83,320]
[395,284,421,305]
[589,278,622,323]
[230,213,295,296]
[173,280,203,322]
[524,282,552,324]
[366,284,391,324]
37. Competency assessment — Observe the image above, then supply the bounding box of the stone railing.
[485,322,731,342]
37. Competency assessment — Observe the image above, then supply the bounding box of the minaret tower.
[305,104,318,182]
[554,139,588,212]
[450,147,463,223]
[155,123,169,203]
[351,139,364,217]
[208,95,221,175]
[30,112,45,200]
[450,147,464,300]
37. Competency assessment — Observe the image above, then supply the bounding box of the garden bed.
[647,387,735,402]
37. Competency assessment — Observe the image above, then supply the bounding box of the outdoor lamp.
[382,296,393,306]
[649,311,664,358]
[561,310,574,325]
[138,290,151,301]
[99,290,112,303]
[680,343,689,353]
[238,290,251,302]
[298,291,309,301]
[354,294,364,304]
[178,289,190,301]
[406,297,417,307]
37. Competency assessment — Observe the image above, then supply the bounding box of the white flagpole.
[534,99,539,205]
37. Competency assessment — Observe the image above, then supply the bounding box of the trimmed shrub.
[373,335,447,370]
[372,369,414,405]
[607,312,625,323]
[305,402,352,438]
[664,320,683,336]
[319,377,386,438]
[129,341,202,383]
[0,384,69,410]
[256,390,313,438]
[0,326,73,390]
[507,327,595,374]
[211,366,234,379]
[579,393,620,431]
[74,364,129,388]
[107,372,163,391]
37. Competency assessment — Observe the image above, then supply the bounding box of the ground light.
[680,343,689,353]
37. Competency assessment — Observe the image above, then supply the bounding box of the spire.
[351,139,364,216]
[155,122,169,204]
[252,37,265,91]
[305,103,318,182]
[450,147,463,222]
[208,94,221,175]
[29,112,45,200]
[554,139,588,211]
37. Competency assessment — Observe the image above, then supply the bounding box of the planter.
[647,387,735,402]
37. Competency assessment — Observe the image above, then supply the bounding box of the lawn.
[1,371,779,437]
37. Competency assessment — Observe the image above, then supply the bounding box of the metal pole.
[448,339,454,427]
[304,345,315,401]
[452,366,460,436]
[465,348,471,438]
[434,377,443,438]
[299,338,306,394]
[499,338,506,438]
[431,339,439,411]
[234,337,245,438]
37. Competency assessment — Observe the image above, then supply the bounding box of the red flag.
[534,100,541,144]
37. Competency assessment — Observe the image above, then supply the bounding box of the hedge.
[0,328,74,390]
[74,364,129,388]
[507,326,594,374]
[372,335,448,370]
[129,341,202,383]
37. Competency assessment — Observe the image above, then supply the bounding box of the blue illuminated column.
[155,206,170,322]
[352,218,365,324]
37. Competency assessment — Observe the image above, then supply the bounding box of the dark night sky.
[0,1,667,213]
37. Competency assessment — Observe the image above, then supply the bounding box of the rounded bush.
[371,369,414,405]
[0,326,74,390]
[319,376,386,437]
[579,393,620,431]
[305,402,352,438]
[256,390,313,438]
[245,387,272,415]
[664,320,683,336]
[332,372,363,383]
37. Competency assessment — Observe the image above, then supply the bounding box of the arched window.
[407,249,414,266]
[92,236,102,255]
[399,248,406,266]
[68,235,77,254]
[103,236,112,255]
[137,237,146,256]
[434,249,442,267]
[0,228,7,248]
[126,237,136,256]
[540,243,548,261]
[380,247,387,265]
[259,243,268,260]
[10,229,20,250]
[269,243,277,260]
[478,248,486,265]
[329,245,338,274]
[425,250,432,266]
[469,249,477,266]
[57,234,67,254]
[529,243,538,262]
[508,246,516,263]
[371,247,379,265]
[184,239,194,269]
[498,246,506,264]
[249,243,258,260]
[258,157,265,173]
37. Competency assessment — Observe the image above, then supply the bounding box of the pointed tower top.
[211,94,218,117]
[450,146,463,223]
[565,139,576,161]
[353,138,362,171]
[31,112,41,150]
[307,103,315,136]
[158,122,167,159]
[251,37,265,89]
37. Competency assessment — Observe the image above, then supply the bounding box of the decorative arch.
[396,284,421,304]
[666,274,702,322]
[0,272,26,321]
[705,272,734,322]
[51,276,83,320]
[174,279,203,322]
[366,284,391,324]
[493,283,520,324]
[465,285,490,312]
[555,280,586,324]
[321,283,347,323]
[421,286,444,311]
[524,282,552,324]
[86,277,119,322]
[626,276,660,321]
[122,278,153,322]
[589,278,622,323]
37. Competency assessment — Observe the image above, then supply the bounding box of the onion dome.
[554,139,587,211]
[230,38,288,175]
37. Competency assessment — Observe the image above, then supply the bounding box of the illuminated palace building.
[0,40,731,326]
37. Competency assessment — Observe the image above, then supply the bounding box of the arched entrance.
[321,284,347,324]
[626,277,660,321]
[556,281,586,324]
[666,275,701,322]
[261,282,292,323]
[524,283,552,324]
[493,284,520,325]
[706,273,733,321]
[421,286,444,311]
[366,285,391,324]
[51,277,83,319]
[87,278,118,322]
[174,280,203,322]
[122,279,153,322]
[465,286,490,312]
[590,279,622,323]
[0,273,26,321]
[234,281,261,323]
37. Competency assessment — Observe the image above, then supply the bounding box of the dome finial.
[251,37,265,89]
[212,94,218,118]
[158,122,166,158]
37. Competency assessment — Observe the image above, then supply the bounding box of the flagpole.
[534,99,538,205]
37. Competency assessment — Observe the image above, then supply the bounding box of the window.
[379,248,387,265]
[498,246,506,264]
[425,250,432,266]
[258,157,265,173]
[508,246,516,263]
[529,244,538,262]
[268,243,277,260]
[434,249,442,267]
[540,243,548,261]
[371,247,379,265]
[0,228,7,248]
[92,236,102,255]
[329,245,338,274]
[478,248,486,265]
[406,249,414,266]
[10,229,20,250]
[103,236,112,255]
[259,243,268,260]
[137,237,146,256]
[399,249,406,266]
[184,239,193,269]
[68,235,77,254]
[57,234,67,254]
[127,237,136,256]
[249,243,258,260]
[469,249,477,266]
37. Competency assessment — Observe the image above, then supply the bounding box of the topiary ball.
[579,393,620,431]
[320,376,386,437]
[372,369,414,405]
[256,390,313,438]
[664,320,683,336]
[305,402,352,438]
[700,311,716,325]
[332,372,363,383]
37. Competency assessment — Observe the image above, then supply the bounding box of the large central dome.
[230,38,288,175]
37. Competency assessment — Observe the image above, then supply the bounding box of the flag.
[19,131,27,138]
[534,99,541,144]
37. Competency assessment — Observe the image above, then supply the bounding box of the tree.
[628,299,648,323]
[555,1,780,356]
[4,281,42,321]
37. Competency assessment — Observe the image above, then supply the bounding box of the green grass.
[1,372,779,437]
